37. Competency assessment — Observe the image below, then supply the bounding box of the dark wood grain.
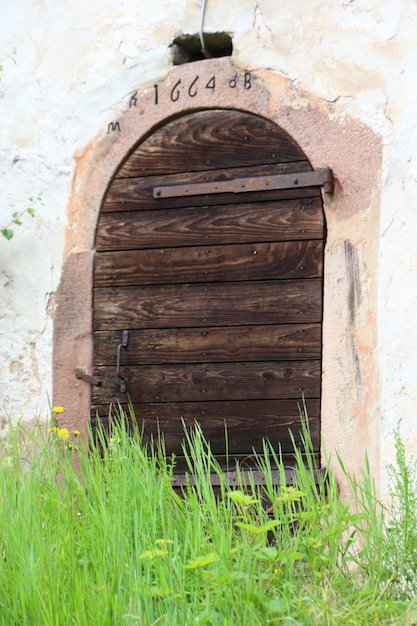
[89,411,320,467]
[103,163,320,213]
[96,197,324,252]
[92,360,321,404]
[116,110,308,178]
[92,108,325,469]
[90,398,320,454]
[169,462,322,484]
[168,453,321,473]
[93,279,323,331]
[94,240,323,286]
[93,323,322,365]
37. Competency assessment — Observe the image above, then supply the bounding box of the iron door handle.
[116,330,129,393]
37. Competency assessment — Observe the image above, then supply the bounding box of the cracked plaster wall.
[1,0,416,499]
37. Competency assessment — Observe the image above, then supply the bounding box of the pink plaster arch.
[53,57,382,490]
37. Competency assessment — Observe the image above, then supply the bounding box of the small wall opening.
[170,32,233,65]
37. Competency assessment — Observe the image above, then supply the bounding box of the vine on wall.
[1,201,40,241]
[1,51,41,241]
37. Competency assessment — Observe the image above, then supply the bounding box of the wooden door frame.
[53,57,382,490]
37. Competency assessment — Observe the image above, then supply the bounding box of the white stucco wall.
[1,0,416,499]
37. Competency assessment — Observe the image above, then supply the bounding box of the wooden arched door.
[92,109,325,471]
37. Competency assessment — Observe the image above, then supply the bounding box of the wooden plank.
[96,197,324,251]
[116,110,308,178]
[94,240,323,286]
[169,466,324,487]
[90,399,320,455]
[93,323,322,365]
[92,360,321,404]
[102,163,320,212]
[89,414,320,470]
[93,279,323,331]
[168,454,321,473]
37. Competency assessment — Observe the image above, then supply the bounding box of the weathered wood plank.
[90,398,320,454]
[169,464,322,485]
[96,197,324,252]
[103,163,320,212]
[92,360,321,404]
[168,453,321,473]
[93,323,322,365]
[89,415,320,467]
[116,110,308,178]
[94,240,323,286]
[93,279,323,331]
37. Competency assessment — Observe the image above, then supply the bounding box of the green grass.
[1,412,417,625]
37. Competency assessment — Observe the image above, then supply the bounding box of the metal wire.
[199,0,207,54]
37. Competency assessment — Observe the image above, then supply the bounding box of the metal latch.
[153,167,334,199]
[116,330,129,393]
[75,369,102,387]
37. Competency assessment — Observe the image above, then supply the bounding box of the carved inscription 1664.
[107,71,253,134]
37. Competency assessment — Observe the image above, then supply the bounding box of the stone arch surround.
[53,57,382,488]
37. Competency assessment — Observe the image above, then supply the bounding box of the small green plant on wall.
[1,50,41,241]
[1,200,40,241]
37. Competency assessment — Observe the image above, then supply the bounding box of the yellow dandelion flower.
[57,428,70,440]
[48,427,59,434]
[66,443,73,450]
[52,406,64,414]
[73,430,80,437]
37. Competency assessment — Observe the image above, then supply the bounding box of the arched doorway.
[91,108,325,473]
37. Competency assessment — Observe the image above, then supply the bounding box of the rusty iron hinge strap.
[153,167,334,199]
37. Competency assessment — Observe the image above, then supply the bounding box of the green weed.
[382,422,417,601]
[0,411,416,625]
